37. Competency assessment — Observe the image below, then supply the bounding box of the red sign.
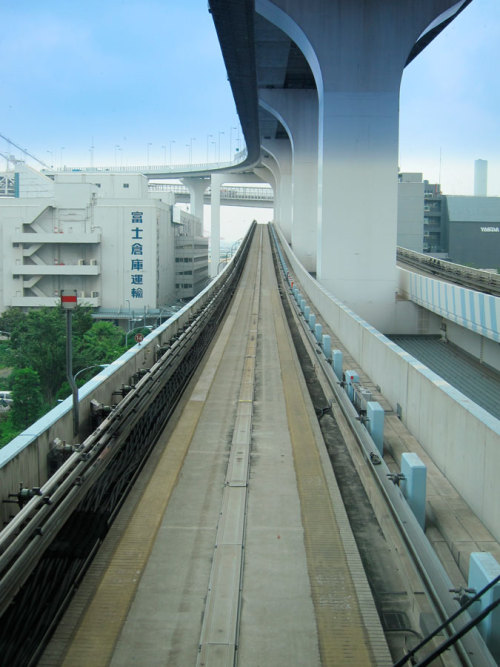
[134,332,144,343]
[61,290,77,310]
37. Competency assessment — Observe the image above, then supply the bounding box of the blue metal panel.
[407,273,500,343]
[322,334,331,360]
[468,552,500,662]
[366,401,384,455]
[401,452,427,530]
[332,350,343,380]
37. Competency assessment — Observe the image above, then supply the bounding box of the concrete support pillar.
[259,156,282,229]
[256,0,465,330]
[253,165,277,201]
[182,177,209,226]
[254,164,277,228]
[262,139,293,242]
[318,89,398,328]
[210,173,225,277]
[260,90,318,272]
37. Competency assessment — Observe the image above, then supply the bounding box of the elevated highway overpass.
[148,182,274,208]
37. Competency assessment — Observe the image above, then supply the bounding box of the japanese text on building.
[130,211,144,298]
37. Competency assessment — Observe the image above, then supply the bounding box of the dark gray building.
[442,196,500,269]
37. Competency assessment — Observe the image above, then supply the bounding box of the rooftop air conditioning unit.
[91,291,99,298]
[78,259,85,265]
[89,259,98,265]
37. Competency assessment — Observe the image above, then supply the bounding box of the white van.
[0,391,13,408]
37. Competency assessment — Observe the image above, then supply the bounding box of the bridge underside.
[209,0,473,331]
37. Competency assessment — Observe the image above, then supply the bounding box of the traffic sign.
[134,332,144,343]
[61,290,78,310]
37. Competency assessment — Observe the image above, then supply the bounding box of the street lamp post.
[230,126,238,158]
[206,134,213,163]
[218,131,225,162]
[72,364,110,438]
[74,364,110,383]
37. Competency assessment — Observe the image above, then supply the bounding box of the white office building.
[0,165,207,318]
[397,172,425,252]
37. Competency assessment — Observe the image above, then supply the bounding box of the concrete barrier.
[275,224,500,542]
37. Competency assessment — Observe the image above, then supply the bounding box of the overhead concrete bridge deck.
[1,224,499,666]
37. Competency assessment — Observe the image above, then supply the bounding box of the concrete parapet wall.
[0,264,231,524]
[399,267,500,344]
[275,225,500,542]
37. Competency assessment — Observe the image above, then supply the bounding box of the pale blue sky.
[400,0,500,195]
[1,0,499,196]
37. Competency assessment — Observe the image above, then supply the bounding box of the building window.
[123,183,129,188]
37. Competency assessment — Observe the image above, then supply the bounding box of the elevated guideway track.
[397,247,500,297]
[0,226,497,666]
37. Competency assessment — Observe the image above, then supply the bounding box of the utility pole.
[61,290,79,437]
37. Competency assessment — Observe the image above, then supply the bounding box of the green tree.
[79,321,125,365]
[10,368,44,430]
[0,305,126,408]
[72,305,94,338]
[8,307,92,402]
[0,341,15,369]
[9,308,67,401]
[0,306,26,336]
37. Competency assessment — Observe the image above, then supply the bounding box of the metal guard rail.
[397,246,500,296]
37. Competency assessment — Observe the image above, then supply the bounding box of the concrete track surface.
[40,226,392,666]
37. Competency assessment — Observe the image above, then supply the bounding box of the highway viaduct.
[206,0,474,332]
